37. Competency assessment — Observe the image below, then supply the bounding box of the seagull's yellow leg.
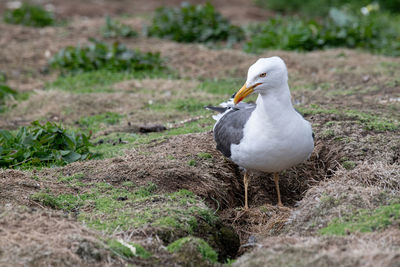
[244,171,250,209]
[273,172,283,206]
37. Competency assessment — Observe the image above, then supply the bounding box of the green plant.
[101,16,138,38]
[245,8,400,56]
[255,0,400,16]
[0,121,95,168]
[147,3,244,44]
[49,39,164,73]
[3,3,55,27]
[188,159,197,166]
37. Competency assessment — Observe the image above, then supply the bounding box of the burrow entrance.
[115,131,345,261]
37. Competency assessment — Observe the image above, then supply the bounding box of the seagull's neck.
[255,84,295,120]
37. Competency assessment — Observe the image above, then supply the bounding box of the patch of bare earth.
[0,79,205,130]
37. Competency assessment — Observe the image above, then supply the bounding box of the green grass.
[92,116,214,159]
[31,181,218,239]
[78,112,125,132]
[58,173,85,183]
[197,79,241,96]
[297,104,399,132]
[197,152,212,159]
[149,97,215,114]
[187,159,197,167]
[320,203,400,235]
[167,236,218,263]
[48,69,172,93]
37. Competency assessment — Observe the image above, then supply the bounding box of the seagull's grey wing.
[213,106,255,158]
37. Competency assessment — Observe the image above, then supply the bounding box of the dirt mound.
[233,228,400,267]
[286,171,400,235]
[37,132,240,209]
[0,206,123,267]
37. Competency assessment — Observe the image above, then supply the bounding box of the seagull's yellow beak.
[233,83,261,104]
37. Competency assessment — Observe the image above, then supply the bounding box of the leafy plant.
[255,0,400,16]
[147,2,244,43]
[244,8,400,56]
[49,39,164,73]
[0,121,95,168]
[3,3,55,27]
[101,16,138,38]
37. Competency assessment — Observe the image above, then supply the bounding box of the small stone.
[362,75,370,83]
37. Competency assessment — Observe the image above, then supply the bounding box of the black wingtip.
[205,106,228,113]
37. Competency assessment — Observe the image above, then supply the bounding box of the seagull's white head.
[234,56,288,104]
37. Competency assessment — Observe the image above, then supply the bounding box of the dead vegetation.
[0,206,124,267]
[233,228,400,267]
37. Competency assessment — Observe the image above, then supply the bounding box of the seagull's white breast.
[230,108,314,172]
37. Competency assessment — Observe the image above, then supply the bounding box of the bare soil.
[0,0,399,266]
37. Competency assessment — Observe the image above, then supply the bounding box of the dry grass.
[287,170,400,235]
[335,161,400,191]
[0,206,124,267]
[233,228,400,267]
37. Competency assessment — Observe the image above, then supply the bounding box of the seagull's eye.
[259,73,267,78]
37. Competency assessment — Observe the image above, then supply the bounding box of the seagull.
[206,57,314,209]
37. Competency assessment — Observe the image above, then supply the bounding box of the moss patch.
[167,236,218,263]
[320,203,400,236]
[107,239,152,259]
[30,185,219,243]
